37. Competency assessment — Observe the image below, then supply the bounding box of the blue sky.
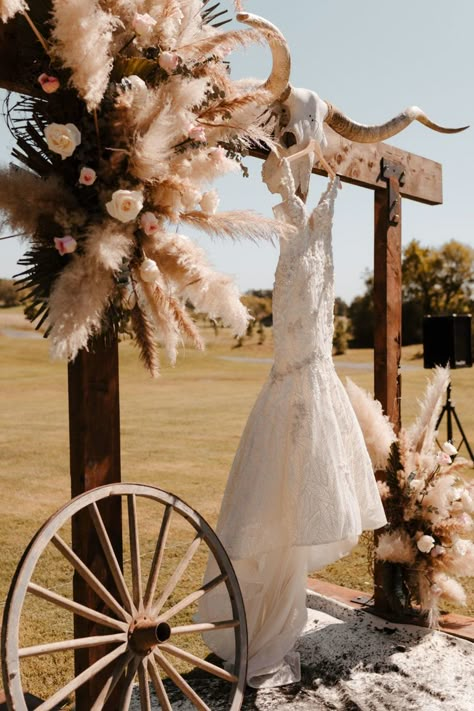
[1,0,473,302]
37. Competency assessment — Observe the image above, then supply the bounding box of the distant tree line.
[0,279,20,308]
[243,239,474,353]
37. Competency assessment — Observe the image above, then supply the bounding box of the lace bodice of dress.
[271,179,339,377]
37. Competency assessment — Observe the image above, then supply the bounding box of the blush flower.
[54,235,77,255]
[442,441,458,456]
[38,73,60,94]
[133,12,156,35]
[436,451,452,466]
[106,190,144,223]
[417,534,436,554]
[158,51,180,74]
[139,258,160,283]
[187,124,206,143]
[45,123,81,160]
[79,167,97,186]
[140,211,160,235]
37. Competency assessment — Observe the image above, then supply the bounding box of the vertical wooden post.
[373,160,403,612]
[68,333,123,706]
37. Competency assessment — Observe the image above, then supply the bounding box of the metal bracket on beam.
[381,158,405,225]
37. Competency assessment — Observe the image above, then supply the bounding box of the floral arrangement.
[346,368,474,627]
[0,0,292,374]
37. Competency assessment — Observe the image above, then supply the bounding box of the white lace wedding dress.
[199,166,386,688]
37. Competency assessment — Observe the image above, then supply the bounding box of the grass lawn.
[1,314,473,699]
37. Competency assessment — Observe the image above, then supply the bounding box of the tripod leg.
[451,407,474,462]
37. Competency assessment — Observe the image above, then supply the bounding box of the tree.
[348,272,374,348]
[402,239,474,315]
[0,279,20,307]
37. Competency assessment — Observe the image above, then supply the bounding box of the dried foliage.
[0,0,286,374]
[351,369,474,627]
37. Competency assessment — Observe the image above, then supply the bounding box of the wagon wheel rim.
[1,483,248,710]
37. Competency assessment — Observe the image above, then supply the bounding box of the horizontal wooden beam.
[252,126,443,205]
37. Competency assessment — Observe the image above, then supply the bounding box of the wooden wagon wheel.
[1,483,248,710]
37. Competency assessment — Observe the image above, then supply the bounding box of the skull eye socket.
[281,131,297,149]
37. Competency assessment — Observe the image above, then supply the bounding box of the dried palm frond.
[180,209,294,241]
[130,302,160,377]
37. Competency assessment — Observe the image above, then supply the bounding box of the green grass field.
[1,315,473,698]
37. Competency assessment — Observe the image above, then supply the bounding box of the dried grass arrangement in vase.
[0,0,293,374]
[347,368,474,627]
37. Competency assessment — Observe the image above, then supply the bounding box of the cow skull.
[237,12,468,195]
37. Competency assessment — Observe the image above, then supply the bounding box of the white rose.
[158,51,181,74]
[442,441,458,456]
[139,258,160,283]
[45,123,81,160]
[417,534,436,554]
[106,189,144,223]
[200,190,220,214]
[124,75,148,105]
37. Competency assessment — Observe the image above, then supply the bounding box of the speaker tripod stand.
[435,384,474,461]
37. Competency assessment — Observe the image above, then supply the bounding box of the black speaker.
[423,314,472,369]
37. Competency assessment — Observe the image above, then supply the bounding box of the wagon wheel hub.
[128,616,171,654]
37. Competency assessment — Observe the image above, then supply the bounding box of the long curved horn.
[324,102,469,143]
[236,12,291,102]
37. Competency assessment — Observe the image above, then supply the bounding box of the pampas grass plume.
[345,379,396,470]
[407,367,450,454]
[376,530,417,565]
[51,0,118,110]
[0,0,28,22]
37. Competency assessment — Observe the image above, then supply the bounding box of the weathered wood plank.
[251,126,443,205]
[68,333,123,708]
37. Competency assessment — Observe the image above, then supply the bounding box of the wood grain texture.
[68,334,123,708]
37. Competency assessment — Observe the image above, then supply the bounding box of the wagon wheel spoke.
[154,648,211,711]
[35,642,128,711]
[90,650,135,711]
[160,642,238,683]
[89,502,136,616]
[127,494,143,611]
[152,534,202,616]
[27,582,128,631]
[51,533,131,622]
[159,572,227,623]
[143,504,172,609]
[170,620,239,636]
[137,661,151,711]
[19,632,127,658]
[118,655,142,710]
[147,657,173,711]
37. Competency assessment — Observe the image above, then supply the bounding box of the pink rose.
[133,12,157,35]
[158,51,180,74]
[79,167,97,186]
[54,235,77,255]
[140,211,160,235]
[436,451,452,466]
[187,124,206,143]
[38,73,60,94]
[209,146,226,163]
